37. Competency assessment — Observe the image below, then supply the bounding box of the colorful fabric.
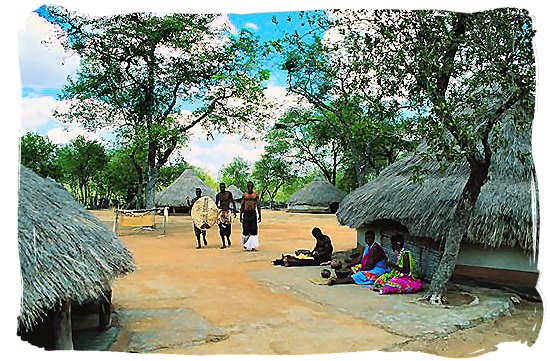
[378,276,422,294]
[374,248,422,294]
[350,245,390,285]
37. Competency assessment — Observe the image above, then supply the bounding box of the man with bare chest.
[240,181,261,251]
[216,182,237,249]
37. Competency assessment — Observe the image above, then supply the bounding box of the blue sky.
[19,5,322,179]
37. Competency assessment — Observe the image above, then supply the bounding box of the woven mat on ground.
[308,277,331,285]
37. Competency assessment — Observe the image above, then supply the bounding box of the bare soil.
[91,209,542,356]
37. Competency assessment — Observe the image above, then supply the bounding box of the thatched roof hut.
[287,176,345,213]
[155,168,216,207]
[336,119,538,284]
[227,185,243,201]
[18,165,135,335]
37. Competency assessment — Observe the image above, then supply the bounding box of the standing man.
[187,188,207,249]
[216,182,237,249]
[240,181,261,251]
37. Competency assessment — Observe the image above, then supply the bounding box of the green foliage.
[46,6,271,207]
[271,12,416,187]
[20,132,60,180]
[252,152,296,207]
[56,136,107,206]
[219,156,251,191]
[190,166,217,192]
[157,160,189,191]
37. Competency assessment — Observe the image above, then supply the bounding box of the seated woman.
[328,230,390,285]
[372,234,422,295]
[272,227,333,267]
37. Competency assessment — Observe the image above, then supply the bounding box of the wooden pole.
[52,300,73,350]
[163,207,168,235]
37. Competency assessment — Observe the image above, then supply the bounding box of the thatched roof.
[288,176,345,211]
[155,168,216,207]
[18,166,135,332]
[337,120,537,253]
[227,185,243,200]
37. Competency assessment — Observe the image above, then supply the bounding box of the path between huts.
[87,210,540,356]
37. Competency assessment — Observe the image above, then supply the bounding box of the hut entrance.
[329,202,339,213]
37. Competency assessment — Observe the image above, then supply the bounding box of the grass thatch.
[337,120,537,253]
[288,176,345,211]
[18,166,136,332]
[155,168,216,207]
[227,185,243,201]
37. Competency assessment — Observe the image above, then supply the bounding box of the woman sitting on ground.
[272,227,333,267]
[328,230,390,285]
[372,234,422,295]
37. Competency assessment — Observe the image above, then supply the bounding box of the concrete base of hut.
[250,266,521,339]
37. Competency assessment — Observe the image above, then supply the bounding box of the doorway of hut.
[329,202,339,213]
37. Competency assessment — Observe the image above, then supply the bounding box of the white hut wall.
[287,204,330,213]
[356,222,444,281]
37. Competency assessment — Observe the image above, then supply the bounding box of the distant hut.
[287,176,345,213]
[227,184,243,201]
[227,184,243,210]
[155,168,216,213]
[18,165,135,350]
[336,120,538,287]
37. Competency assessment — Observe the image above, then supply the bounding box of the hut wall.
[356,226,443,281]
[357,225,538,282]
[456,245,537,272]
[287,205,331,213]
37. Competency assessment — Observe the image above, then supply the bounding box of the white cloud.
[18,13,80,90]
[20,96,59,130]
[46,124,106,145]
[244,22,259,31]
[264,82,310,122]
[174,133,265,179]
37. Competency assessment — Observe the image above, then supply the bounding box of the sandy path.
[92,209,542,355]
[94,210,404,354]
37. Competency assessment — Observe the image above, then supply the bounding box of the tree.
[335,9,535,303]
[252,152,296,209]
[20,132,60,179]
[47,7,271,208]
[57,136,107,207]
[268,108,345,185]
[219,156,251,191]
[157,159,189,191]
[271,12,413,186]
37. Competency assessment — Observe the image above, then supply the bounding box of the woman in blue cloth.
[328,230,390,285]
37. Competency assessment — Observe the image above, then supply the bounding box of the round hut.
[18,165,135,350]
[155,168,216,213]
[287,176,345,213]
[227,184,243,201]
[336,119,538,287]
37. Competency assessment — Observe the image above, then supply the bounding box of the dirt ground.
[91,209,542,356]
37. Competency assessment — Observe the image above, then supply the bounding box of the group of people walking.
[186,181,261,251]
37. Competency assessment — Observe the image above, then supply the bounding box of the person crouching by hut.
[372,234,422,295]
[328,230,390,285]
[240,181,261,251]
[187,188,207,249]
[216,182,237,249]
[273,227,333,266]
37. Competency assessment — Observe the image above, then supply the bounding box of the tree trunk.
[425,159,489,304]
[331,150,338,185]
[145,164,159,209]
[348,138,369,187]
[52,300,73,350]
